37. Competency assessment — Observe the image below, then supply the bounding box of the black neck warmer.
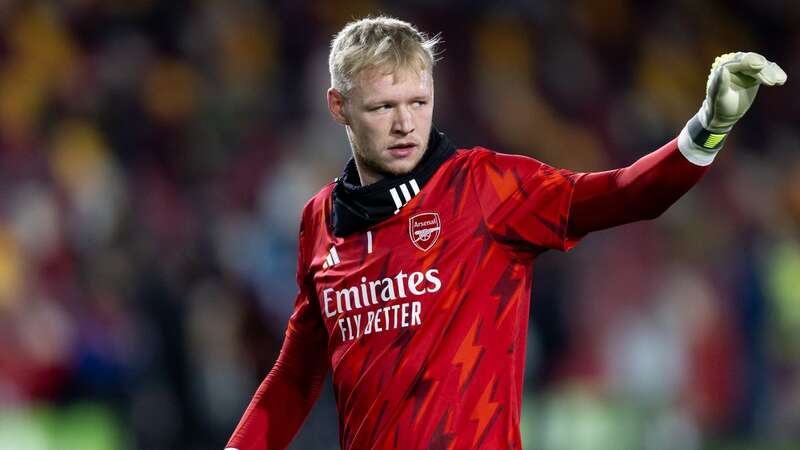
[331,128,456,236]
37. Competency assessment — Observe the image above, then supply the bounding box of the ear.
[327,87,349,125]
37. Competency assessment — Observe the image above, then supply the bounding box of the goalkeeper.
[226,16,787,450]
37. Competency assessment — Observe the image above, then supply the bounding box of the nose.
[392,106,415,135]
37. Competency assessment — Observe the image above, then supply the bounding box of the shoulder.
[454,146,496,164]
[446,146,502,172]
[453,146,548,175]
[300,182,336,233]
[295,182,335,268]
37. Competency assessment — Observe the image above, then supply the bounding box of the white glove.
[678,52,787,166]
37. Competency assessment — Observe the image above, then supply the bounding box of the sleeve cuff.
[677,114,727,166]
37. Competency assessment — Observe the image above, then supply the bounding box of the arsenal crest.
[409,212,441,252]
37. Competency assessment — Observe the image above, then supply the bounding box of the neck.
[353,158,382,186]
[346,127,382,186]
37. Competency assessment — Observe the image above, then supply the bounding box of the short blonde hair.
[329,16,441,94]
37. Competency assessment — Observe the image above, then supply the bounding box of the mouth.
[387,142,418,158]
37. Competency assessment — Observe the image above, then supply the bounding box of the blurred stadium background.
[0,1,798,449]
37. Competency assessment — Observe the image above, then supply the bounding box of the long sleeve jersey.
[226,138,708,450]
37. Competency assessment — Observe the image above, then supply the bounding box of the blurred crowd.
[0,1,798,449]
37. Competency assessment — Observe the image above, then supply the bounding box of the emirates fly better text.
[322,269,441,341]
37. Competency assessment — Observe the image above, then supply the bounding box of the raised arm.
[568,52,787,239]
[567,138,706,237]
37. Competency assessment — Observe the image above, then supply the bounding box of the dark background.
[0,1,798,449]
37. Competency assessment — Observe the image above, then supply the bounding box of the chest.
[308,190,482,337]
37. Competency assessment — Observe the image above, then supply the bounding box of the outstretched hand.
[678,51,787,165]
[703,52,787,132]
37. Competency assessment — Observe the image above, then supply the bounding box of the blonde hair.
[329,16,441,94]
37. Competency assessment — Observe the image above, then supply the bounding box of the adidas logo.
[389,179,421,214]
[322,246,340,269]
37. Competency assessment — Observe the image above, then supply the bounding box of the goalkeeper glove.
[678,52,787,165]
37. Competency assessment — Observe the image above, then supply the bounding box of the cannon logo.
[409,212,441,252]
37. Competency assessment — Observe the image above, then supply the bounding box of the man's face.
[329,66,434,185]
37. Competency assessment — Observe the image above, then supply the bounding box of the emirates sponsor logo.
[322,269,442,319]
[409,212,441,252]
[322,268,442,341]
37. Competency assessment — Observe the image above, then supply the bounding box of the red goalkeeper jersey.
[227,139,708,450]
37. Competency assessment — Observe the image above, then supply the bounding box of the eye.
[413,100,428,107]
[370,104,392,112]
